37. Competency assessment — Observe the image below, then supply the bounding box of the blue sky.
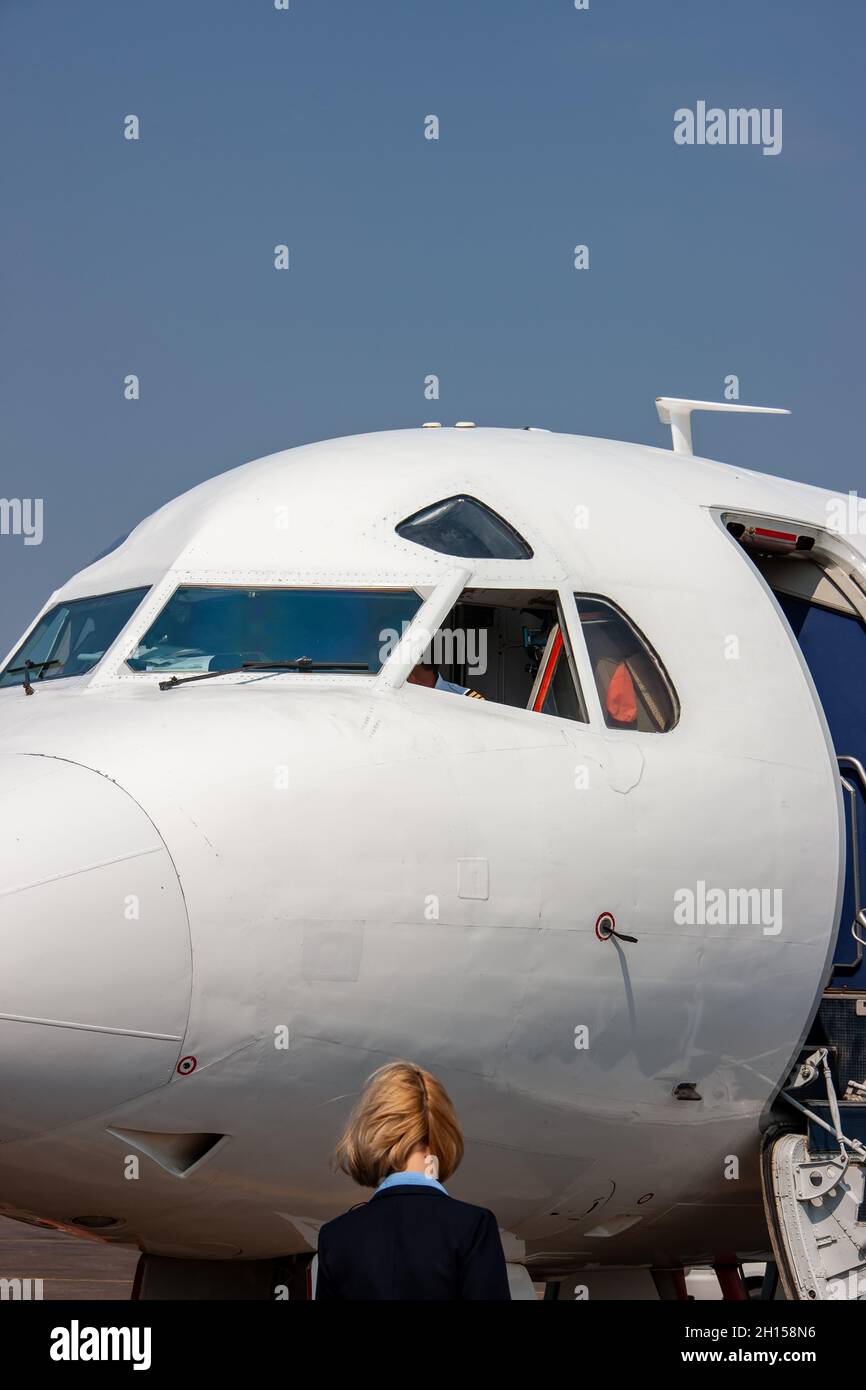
[1,0,863,651]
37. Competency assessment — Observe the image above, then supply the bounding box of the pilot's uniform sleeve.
[434,675,485,699]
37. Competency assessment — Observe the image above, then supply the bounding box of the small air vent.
[106,1128,226,1177]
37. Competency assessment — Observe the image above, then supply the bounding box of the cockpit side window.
[396,496,533,560]
[126,586,423,674]
[413,588,587,722]
[575,595,678,732]
[0,587,150,689]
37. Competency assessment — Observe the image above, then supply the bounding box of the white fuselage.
[0,427,853,1270]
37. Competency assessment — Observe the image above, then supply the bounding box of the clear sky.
[1,0,863,653]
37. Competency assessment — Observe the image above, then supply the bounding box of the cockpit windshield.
[0,588,150,689]
[126,586,424,674]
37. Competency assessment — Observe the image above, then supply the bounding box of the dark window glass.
[126,586,423,674]
[396,496,533,560]
[0,588,149,688]
[575,596,678,732]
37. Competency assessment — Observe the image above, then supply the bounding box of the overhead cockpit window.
[575,596,678,732]
[126,586,423,674]
[0,588,150,689]
[396,496,533,560]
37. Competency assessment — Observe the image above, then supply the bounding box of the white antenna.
[655,397,790,456]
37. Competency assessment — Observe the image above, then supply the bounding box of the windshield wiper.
[7,658,62,696]
[158,659,370,691]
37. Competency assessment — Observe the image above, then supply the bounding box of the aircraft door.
[774,591,866,987]
[750,557,866,1299]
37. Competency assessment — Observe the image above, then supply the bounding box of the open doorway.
[728,514,866,1300]
[727,520,866,988]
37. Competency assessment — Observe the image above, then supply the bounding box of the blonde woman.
[315,1060,510,1300]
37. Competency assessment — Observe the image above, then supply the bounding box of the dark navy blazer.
[315,1182,511,1300]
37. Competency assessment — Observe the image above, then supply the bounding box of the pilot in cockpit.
[407,661,485,700]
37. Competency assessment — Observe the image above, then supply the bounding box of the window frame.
[0,586,151,690]
[395,494,535,561]
[525,597,589,724]
[409,583,590,727]
[570,591,680,733]
[121,580,426,679]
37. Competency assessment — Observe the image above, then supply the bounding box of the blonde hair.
[333,1060,464,1188]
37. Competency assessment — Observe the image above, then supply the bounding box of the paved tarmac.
[0,1215,138,1300]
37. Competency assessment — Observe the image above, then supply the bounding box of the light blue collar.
[377,1170,448,1195]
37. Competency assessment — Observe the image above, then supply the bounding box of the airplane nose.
[0,753,192,1140]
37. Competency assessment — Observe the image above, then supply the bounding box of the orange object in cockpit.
[605,660,638,724]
